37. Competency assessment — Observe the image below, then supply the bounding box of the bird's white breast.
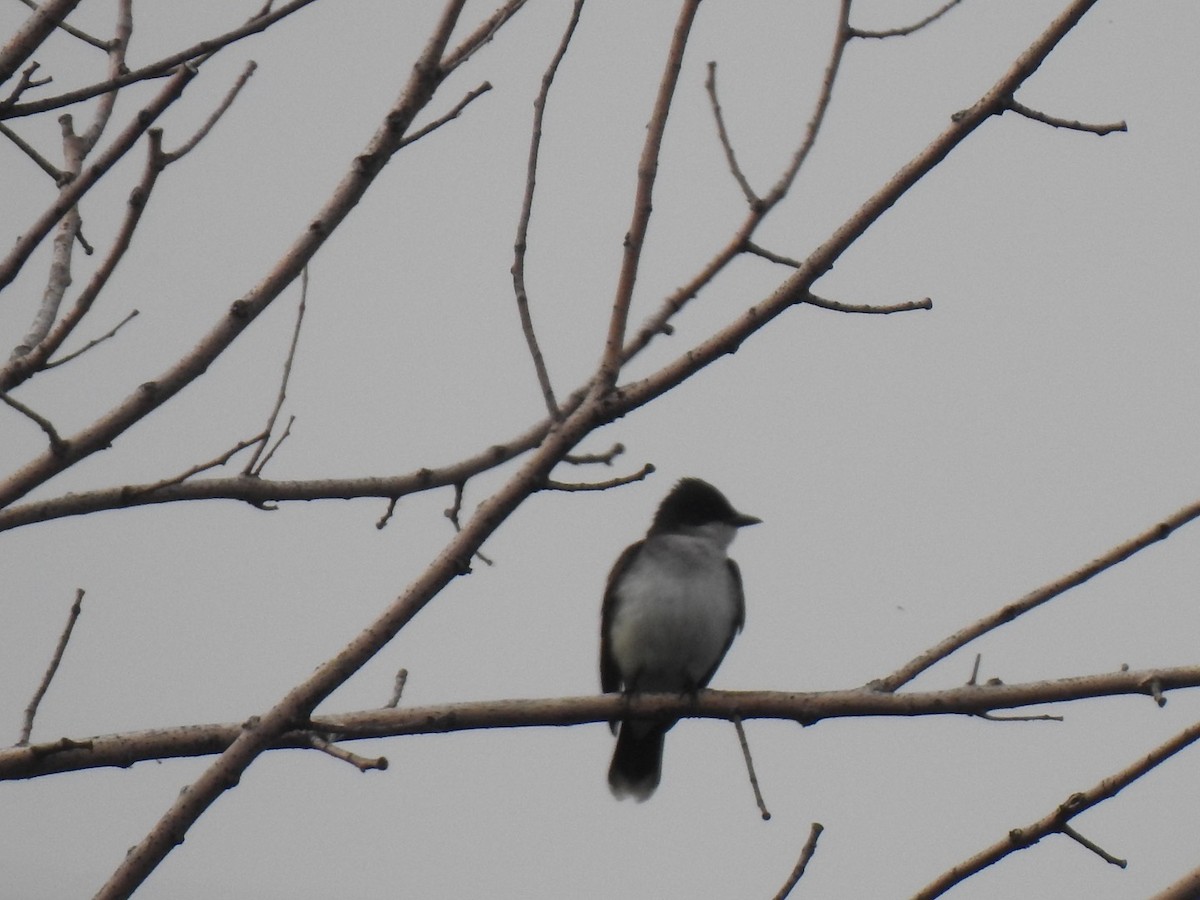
[608,532,740,692]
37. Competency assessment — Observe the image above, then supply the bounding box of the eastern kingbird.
[600,477,760,801]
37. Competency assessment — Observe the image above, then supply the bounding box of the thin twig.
[307,734,388,772]
[1005,98,1127,136]
[43,309,139,368]
[11,0,110,49]
[440,0,530,74]
[772,823,824,900]
[398,81,492,148]
[245,268,307,475]
[1061,822,1126,868]
[0,119,62,179]
[128,433,268,498]
[386,669,408,709]
[376,497,400,530]
[705,61,758,206]
[510,0,584,419]
[444,482,494,567]
[252,416,293,478]
[1,133,165,391]
[543,463,655,492]
[162,61,258,162]
[1,0,320,120]
[1,61,52,109]
[564,442,624,466]
[597,0,702,390]
[620,0,852,366]
[18,588,85,745]
[912,718,1200,899]
[850,0,965,39]
[875,495,1200,692]
[802,291,932,315]
[0,390,67,454]
[733,716,770,820]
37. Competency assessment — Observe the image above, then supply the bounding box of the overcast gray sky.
[3,2,1200,897]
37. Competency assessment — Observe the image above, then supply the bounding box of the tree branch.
[5,664,1197,781]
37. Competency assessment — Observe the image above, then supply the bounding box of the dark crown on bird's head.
[649,478,761,534]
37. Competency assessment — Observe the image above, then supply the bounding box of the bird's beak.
[731,513,761,527]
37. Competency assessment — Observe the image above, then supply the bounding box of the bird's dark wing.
[697,558,747,689]
[600,540,644,695]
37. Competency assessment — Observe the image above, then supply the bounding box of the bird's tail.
[608,724,667,801]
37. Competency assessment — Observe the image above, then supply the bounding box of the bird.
[600,477,760,801]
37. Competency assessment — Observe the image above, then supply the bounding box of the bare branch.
[1,0,321,120]
[385,669,408,709]
[7,664,1200,781]
[162,60,258,163]
[510,0,585,419]
[0,65,197,302]
[802,291,932,315]
[733,716,770,820]
[306,734,388,772]
[1149,863,1200,900]
[1061,823,1126,868]
[596,0,702,390]
[10,0,109,49]
[127,434,269,497]
[0,118,62,179]
[620,0,852,365]
[1,60,53,109]
[398,81,493,148]
[564,442,624,466]
[0,390,67,454]
[0,0,85,86]
[705,61,758,206]
[244,269,308,475]
[91,9,482,891]
[251,415,293,478]
[440,0,530,75]
[875,493,1200,692]
[0,132,165,391]
[543,463,655,492]
[1005,97,1127,135]
[17,588,85,745]
[772,823,824,900]
[43,309,139,369]
[912,720,1200,898]
[850,0,965,39]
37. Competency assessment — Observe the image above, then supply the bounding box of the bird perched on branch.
[600,477,760,800]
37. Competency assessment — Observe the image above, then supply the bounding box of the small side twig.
[802,291,932,315]
[44,309,139,368]
[398,81,492,149]
[510,0,584,419]
[1061,822,1126,868]
[245,267,307,475]
[733,716,770,820]
[11,0,110,49]
[444,483,494,566]
[564,442,624,466]
[1005,98,1127,136]
[543,463,655,492]
[376,497,400,530]
[0,120,62,179]
[18,589,86,745]
[161,60,258,163]
[0,390,67,454]
[849,0,964,39]
[772,823,824,900]
[307,734,388,772]
[128,433,268,498]
[705,61,758,206]
[385,669,408,709]
[912,721,1200,899]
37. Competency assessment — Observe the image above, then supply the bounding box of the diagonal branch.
[0,0,84,86]
[875,493,1200,692]
[912,717,1200,898]
[595,0,702,390]
[510,0,586,418]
